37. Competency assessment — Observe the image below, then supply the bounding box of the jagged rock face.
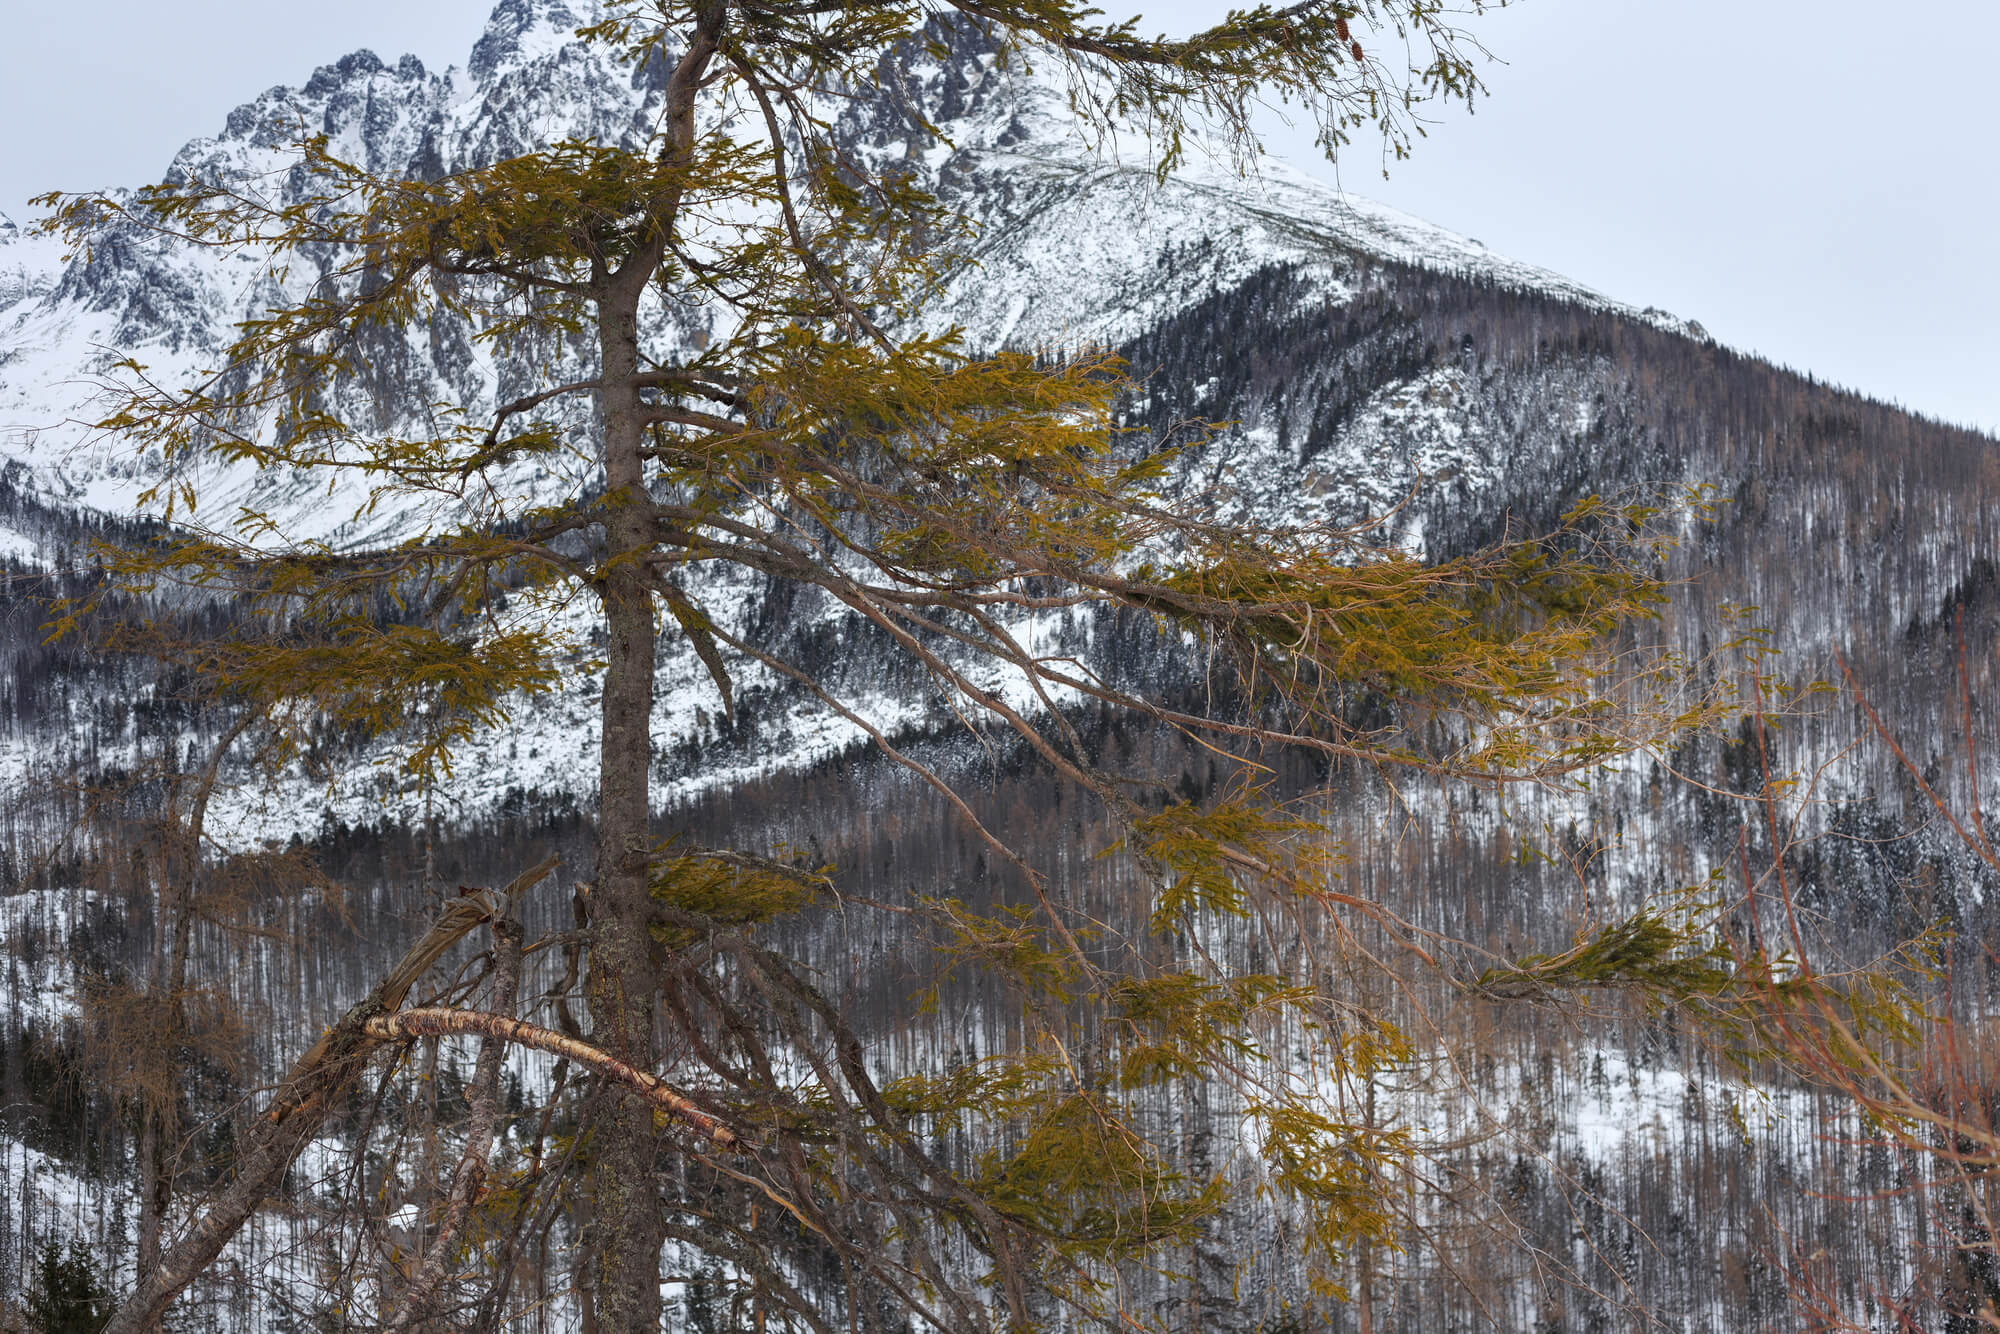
[1,4,671,534]
[0,0,1744,831]
[0,214,56,314]
[4,4,2000,1329]
[0,1,1687,542]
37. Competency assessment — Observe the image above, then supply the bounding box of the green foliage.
[27,3,1789,1330]
[1127,790,1333,933]
[975,1090,1223,1258]
[1252,1101,1410,1297]
[1134,491,1720,778]
[648,845,828,945]
[1476,894,1745,1002]
[25,1241,110,1334]
[880,1051,1065,1130]
[1476,883,1939,1080]
[928,898,1086,1001]
[1110,972,1299,1086]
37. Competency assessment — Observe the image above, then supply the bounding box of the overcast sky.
[4,1,1996,434]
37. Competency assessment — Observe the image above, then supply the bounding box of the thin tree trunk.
[1360,1076,1381,1334]
[140,711,254,1276]
[136,1107,169,1277]
[384,909,524,1332]
[583,11,724,1327]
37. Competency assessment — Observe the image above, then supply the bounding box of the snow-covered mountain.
[3,3,1999,1329]
[0,2,1694,548]
[0,1,1727,839]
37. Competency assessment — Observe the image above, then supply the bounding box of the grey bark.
[384,908,525,1332]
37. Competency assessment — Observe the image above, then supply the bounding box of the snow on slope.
[0,0,1716,845]
[0,212,63,315]
[0,3,1695,533]
[881,36,1703,352]
[929,145,1709,352]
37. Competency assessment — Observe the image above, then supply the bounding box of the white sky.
[4,0,1997,434]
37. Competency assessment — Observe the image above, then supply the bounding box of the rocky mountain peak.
[0,210,59,312]
[302,48,389,97]
[468,0,600,80]
[0,3,1697,538]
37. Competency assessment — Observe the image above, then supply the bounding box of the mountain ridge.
[3,5,2000,1328]
[0,0,1718,537]
[0,2,1989,848]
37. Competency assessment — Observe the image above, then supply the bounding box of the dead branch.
[362,1007,738,1150]
[384,906,525,1331]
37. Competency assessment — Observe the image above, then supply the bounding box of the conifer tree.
[39,3,1762,1330]
[25,1241,110,1334]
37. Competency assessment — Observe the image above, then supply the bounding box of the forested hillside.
[1,3,1998,1329]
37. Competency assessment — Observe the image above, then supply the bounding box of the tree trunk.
[587,276,669,1333]
[136,1107,169,1277]
[1359,1077,1379,1334]
[139,712,253,1277]
[582,12,725,1327]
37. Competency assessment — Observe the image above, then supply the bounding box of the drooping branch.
[362,1007,739,1150]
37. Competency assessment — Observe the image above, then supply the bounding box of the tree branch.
[361,1007,739,1150]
